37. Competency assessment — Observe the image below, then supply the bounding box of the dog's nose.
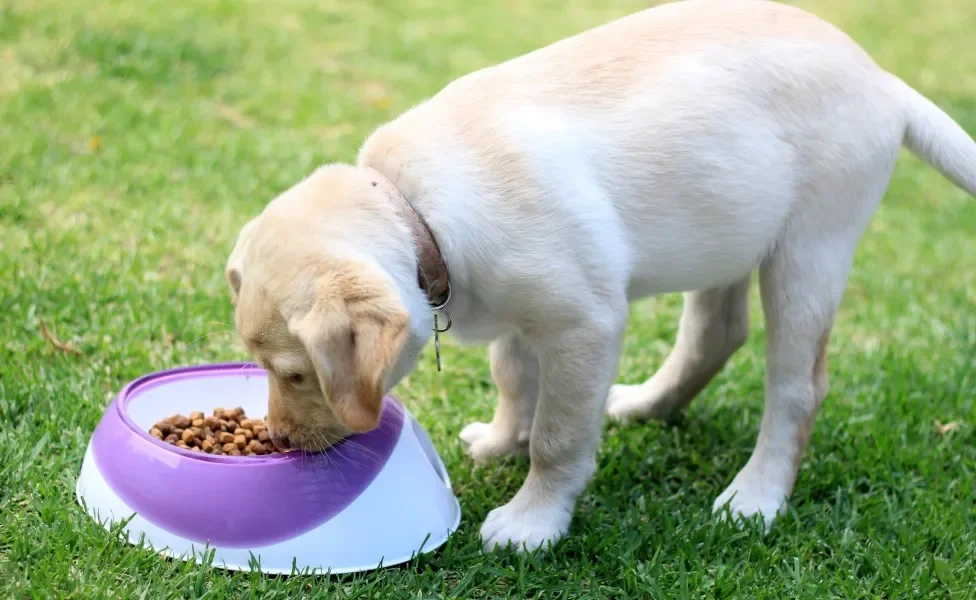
[271,435,291,452]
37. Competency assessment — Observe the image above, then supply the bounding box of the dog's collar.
[363,167,451,311]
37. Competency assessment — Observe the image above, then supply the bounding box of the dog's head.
[225,165,432,450]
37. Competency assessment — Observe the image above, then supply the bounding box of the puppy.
[226,0,976,552]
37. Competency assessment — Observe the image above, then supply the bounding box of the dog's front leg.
[460,333,538,461]
[480,312,625,552]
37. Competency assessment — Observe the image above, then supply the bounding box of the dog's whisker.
[342,439,384,462]
[186,330,235,348]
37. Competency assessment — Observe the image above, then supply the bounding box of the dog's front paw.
[459,421,527,462]
[480,489,572,552]
[712,477,787,531]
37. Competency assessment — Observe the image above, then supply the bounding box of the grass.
[1,0,975,597]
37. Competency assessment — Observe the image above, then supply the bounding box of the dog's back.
[361,0,976,299]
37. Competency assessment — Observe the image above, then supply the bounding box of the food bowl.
[75,363,461,574]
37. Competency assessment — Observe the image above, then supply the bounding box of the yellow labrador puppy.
[226,0,976,552]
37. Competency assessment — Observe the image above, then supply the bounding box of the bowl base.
[76,442,461,574]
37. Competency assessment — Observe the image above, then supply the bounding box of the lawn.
[2,0,975,597]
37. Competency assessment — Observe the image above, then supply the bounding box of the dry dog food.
[150,407,279,456]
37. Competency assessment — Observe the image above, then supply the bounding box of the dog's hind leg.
[607,275,752,422]
[712,237,847,528]
[711,110,900,528]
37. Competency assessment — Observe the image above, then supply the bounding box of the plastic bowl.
[75,363,461,574]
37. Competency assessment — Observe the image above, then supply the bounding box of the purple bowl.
[89,363,404,548]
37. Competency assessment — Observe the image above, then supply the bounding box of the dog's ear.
[225,217,258,304]
[292,270,409,432]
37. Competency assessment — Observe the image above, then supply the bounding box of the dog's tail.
[890,75,976,198]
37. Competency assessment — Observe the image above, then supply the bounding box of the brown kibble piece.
[153,409,284,456]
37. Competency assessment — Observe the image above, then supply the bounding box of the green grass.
[2,0,975,597]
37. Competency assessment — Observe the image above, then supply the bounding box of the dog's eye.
[287,373,305,385]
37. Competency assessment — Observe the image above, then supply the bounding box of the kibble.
[151,408,285,457]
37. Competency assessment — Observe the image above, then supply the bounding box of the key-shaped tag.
[430,286,451,373]
[433,313,442,372]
